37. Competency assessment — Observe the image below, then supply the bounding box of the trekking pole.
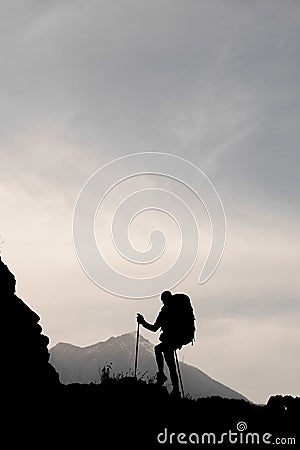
[175,350,185,398]
[134,321,140,379]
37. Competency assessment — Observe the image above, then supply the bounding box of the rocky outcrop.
[1,255,60,396]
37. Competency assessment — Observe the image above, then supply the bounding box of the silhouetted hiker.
[137,290,195,397]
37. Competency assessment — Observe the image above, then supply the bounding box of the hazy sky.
[1,0,299,404]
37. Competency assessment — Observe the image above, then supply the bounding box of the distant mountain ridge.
[50,332,248,400]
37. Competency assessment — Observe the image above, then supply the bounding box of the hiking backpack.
[169,293,196,347]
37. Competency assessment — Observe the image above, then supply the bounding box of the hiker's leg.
[164,347,179,392]
[154,343,164,373]
[154,343,168,385]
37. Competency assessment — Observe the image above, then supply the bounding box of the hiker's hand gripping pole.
[136,313,144,324]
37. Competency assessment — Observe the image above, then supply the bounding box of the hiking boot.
[156,372,168,386]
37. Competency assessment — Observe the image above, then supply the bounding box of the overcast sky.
[1,0,299,404]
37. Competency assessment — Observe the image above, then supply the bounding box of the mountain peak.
[51,341,82,351]
[117,331,149,342]
[50,332,247,401]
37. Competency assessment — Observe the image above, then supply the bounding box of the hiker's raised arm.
[136,313,160,332]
